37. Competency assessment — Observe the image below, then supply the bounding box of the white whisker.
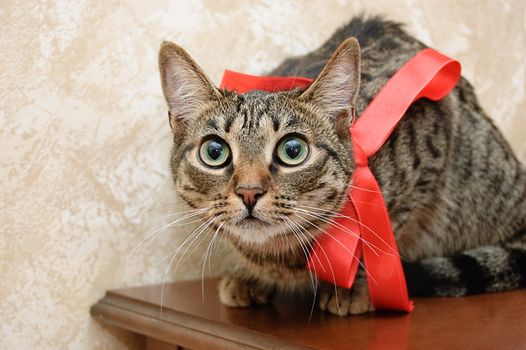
[129,207,208,259]
[159,216,217,320]
[295,208,382,257]
[285,215,342,318]
[276,214,320,323]
[296,206,397,257]
[349,185,383,193]
[293,212,377,286]
[277,215,317,293]
[202,221,225,299]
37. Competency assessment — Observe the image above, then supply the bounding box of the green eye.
[199,138,230,167]
[276,136,309,166]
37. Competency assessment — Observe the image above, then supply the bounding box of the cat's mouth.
[237,213,269,227]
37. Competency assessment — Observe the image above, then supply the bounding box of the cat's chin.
[226,222,286,245]
[236,216,269,228]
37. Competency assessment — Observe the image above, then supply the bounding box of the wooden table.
[91,278,526,349]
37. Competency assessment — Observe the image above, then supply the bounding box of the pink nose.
[235,186,265,210]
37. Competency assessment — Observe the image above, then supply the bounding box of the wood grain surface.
[91,278,526,350]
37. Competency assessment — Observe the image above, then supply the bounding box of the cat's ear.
[299,37,361,121]
[158,41,221,132]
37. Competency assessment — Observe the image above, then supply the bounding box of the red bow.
[221,48,461,312]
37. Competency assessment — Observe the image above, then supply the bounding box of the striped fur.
[159,15,526,314]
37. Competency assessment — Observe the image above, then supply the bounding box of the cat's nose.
[235,186,266,211]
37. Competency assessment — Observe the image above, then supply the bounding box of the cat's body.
[159,16,526,315]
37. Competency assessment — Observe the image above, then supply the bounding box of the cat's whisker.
[273,214,326,273]
[278,215,317,291]
[129,208,209,260]
[344,199,382,208]
[282,215,321,264]
[146,204,207,215]
[160,216,218,320]
[298,203,400,256]
[276,214,318,308]
[275,216,294,265]
[171,217,220,269]
[169,216,209,227]
[213,222,228,254]
[296,206,398,257]
[157,216,219,321]
[178,216,230,272]
[209,219,229,259]
[278,215,319,324]
[299,204,387,235]
[202,221,225,300]
[292,212,377,286]
[157,218,211,263]
[150,207,211,222]
[284,215,344,318]
[296,208,383,256]
[159,216,213,319]
[285,217,318,324]
[276,215,309,262]
[293,208,389,258]
[349,185,383,193]
[140,203,207,220]
[158,215,217,266]
[208,221,227,275]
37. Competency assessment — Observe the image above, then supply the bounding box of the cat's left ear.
[158,41,221,133]
[299,37,360,123]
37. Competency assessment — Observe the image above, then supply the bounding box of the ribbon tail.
[306,200,362,289]
[351,166,413,312]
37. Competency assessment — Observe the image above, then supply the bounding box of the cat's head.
[158,38,360,247]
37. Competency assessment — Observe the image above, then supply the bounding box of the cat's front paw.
[218,276,275,307]
[318,280,373,316]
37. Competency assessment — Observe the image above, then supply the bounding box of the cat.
[158,16,526,315]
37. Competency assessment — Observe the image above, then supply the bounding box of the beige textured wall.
[1,0,525,348]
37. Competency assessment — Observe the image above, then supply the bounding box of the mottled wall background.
[1,0,525,348]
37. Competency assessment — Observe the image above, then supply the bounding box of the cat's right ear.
[299,37,361,121]
[158,41,221,133]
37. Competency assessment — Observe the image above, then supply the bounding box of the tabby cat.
[158,16,526,315]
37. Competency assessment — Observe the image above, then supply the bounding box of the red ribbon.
[220,48,461,312]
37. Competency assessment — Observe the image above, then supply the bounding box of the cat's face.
[159,39,361,247]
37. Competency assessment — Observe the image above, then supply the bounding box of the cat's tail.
[402,229,526,296]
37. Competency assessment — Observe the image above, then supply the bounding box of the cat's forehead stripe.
[206,117,219,131]
[224,114,234,133]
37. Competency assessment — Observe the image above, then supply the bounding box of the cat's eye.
[199,137,231,168]
[276,136,309,166]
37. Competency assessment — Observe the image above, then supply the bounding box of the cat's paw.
[318,281,373,316]
[218,276,274,307]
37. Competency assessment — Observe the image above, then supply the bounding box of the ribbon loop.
[352,49,461,158]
